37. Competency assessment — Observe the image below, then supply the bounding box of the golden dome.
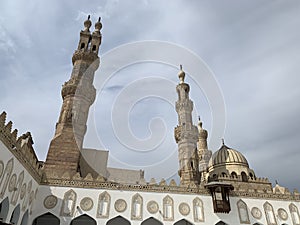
[208,144,249,168]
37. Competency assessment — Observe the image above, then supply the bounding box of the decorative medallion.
[20,183,26,200]
[44,195,58,209]
[251,207,262,219]
[80,197,94,211]
[147,201,159,214]
[29,191,34,205]
[0,161,4,178]
[278,208,288,220]
[179,203,190,216]
[115,199,127,212]
[8,173,17,192]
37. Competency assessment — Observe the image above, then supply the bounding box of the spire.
[93,17,102,34]
[178,64,185,84]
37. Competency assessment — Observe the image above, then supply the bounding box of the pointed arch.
[263,201,276,225]
[289,203,300,225]
[107,215,130,225]
[131,193,143,220]
[70,214,96,225]
[142,217,163,225]
[237,199,250,224]
[0,158,14,198]
[20,210,29,225]
[32,212,60,225]
[253,223,263,225]
[97,191,110,218]
[193,197,204,222]
[163,195,174,221]
[10,204,20,225]
[0,197,9,222]
[12,171,24,205]
[174,219,194,225]
[215,221,227,225]
[60,189,77,217]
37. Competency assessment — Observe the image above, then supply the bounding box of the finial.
[178,64,185,84]
[98,17,101,22]
[83,15,92,32]
[94,16,103,32]
[222,138,225,145]
[198,116,203,129]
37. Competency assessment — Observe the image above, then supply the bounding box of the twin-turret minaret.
[174,66,211,186]
[44,16,102,175]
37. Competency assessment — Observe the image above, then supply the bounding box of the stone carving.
[20,183,26,200]
[8,173,17,192]
[80,197,94,211]
[11,171,24,205]
[163,195,174,221]
[278,208,288,220]
[0,160,4,178]
[263,202,276,225]
[22,180,32,211]
[251,207,262,219]
[44,195,58,209]
[179,203,190,216]
[237,199,250,224]
[147,201,159,214]
[131,193,143,220]
[193,197,204,222]
[289,203,300,225]
[115,199,127,212]
[29,190,34,205]
[60,189,77,216]
[0,158,14,198]
[97,191,111,218]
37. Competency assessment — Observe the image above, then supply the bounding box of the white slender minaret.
[174,65,200,185]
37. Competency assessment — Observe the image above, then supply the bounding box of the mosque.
[0,16,299,225]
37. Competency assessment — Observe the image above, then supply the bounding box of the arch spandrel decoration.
[163,195,174,221]
[11,171,24,205]
[289,203,300,225]
[131,193,143,220]
[0,158,14,198]
[237,199,250,224]
[97,191,110,218]
[263,201,277,225]
[60,189,77,217]
[193,197,204,222]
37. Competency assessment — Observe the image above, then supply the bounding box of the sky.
[1,0,300,191]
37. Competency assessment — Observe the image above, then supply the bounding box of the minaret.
[197,117,212,183]
[44,16,102,175]
[174,66,200,185]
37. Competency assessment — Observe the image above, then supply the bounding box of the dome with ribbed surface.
[208,144,249,168]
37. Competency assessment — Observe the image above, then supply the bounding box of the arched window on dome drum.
[231,172,237,179]
[263,202,276,225]
[241,172,248,182]
[289,203,300,225]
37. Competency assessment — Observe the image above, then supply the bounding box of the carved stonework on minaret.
[197,117,212,184]
[174,66,200,186]
[44,16,102,176]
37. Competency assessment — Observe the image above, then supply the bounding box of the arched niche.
[70,214,96,225]
[174,219,194,225]
[289,203,300,225]
[60,189,77,217]
[263,201,276,225]
[163,195,174,221]
[142,217,163,225]
[237,199,250,224]
[131,193,143,220]
[97,191,110,218]
[193,197,204,222]
[32,212,60,225]
[20,210,29,225]
[107,215,130,225]
[0,197,9,222]
[10,204,20,225]
[11,171,24,205]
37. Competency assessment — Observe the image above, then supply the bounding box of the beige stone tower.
[197,117,212,183]
[174,66,200,185]
[44,16,102,175]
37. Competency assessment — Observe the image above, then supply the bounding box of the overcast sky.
[1,0,300,191]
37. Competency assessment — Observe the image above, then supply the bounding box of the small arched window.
[241,172,248,182]
[92,45,97,52]
[80,43,85,50]
[231,171,237,178]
